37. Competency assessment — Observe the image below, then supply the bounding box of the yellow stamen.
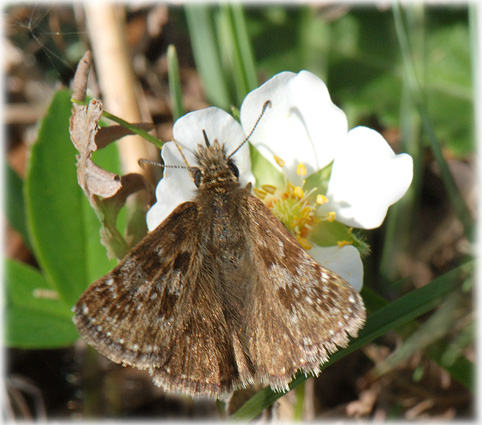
[253,188,267,199]
[254,179,322,253]
[261,184,277,195]
[298,237,313,250]
[297,163,307,176]
[286,181,295,196]
[325,211,336,222]
[294,186,304,199]
[274,155,285,168]
[316,194,328,205]
[337,240,353,247]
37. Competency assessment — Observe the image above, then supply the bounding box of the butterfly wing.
[73,201,243,398]
[244,195,366,391]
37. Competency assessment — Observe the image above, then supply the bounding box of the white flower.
[310,245,364,292]
[146,107,253,231]
[240,71,348,186]
[146,70,413,291]
[240,70,414,289]
[325,126,413,229]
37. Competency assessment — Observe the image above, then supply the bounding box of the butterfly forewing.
[74,202,197,366]
[73,201,244,397]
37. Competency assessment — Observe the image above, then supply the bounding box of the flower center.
[253,160,336,250]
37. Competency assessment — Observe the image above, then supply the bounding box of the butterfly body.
[73,139,365,399]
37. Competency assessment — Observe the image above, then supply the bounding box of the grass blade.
[185,4,231,109]
[167,44,184,121]
[230,4,258,92]
[231,260,473,420]
[392,3,474,241]
[217,4,258,105]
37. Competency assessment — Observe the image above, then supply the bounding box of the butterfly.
[72,101,366,399]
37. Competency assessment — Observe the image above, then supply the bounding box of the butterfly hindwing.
[244,195,366,390]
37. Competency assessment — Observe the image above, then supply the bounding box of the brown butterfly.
[72,101,366,399]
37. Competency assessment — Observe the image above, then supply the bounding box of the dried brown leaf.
[96,123,155,150]
[81,158,122,198]
[70,99,121,200]
[70,98,102,155]
[72,50,93,102]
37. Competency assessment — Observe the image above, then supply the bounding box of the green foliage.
[249,143,285,188]
[5,259,78,348]
[185,4,258,109]
[6,89,121,348]
[5,163,32,251]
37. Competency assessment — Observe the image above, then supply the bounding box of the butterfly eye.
[228,160,239,179]
[194,169,203,187]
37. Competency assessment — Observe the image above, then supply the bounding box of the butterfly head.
[140,100,272,189]
[191,100,272,189]
[192,132,240,188]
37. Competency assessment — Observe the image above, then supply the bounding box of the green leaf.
[5,259,71,318]
[231,260,473,420]
[303,161,333,196]
[6,308,78,349]
[5,259,78,348]
[309,220,355,247]
[249,143,284,188]
[4,162,32,250]
[24,89,117,308]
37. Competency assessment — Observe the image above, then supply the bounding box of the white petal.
[174,107,254,186]
[309,245,364,292]
[326,126,413,229]
[146,143,195,231]
[146,107,254,231]
[240,70,347,183]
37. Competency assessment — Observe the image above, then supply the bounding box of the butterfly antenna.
[202,129,211,147]
[228,100,271,159]
[138,138,196,177]
[138,158,189,171]
[172,138,198,181]
[138,159,164,169]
